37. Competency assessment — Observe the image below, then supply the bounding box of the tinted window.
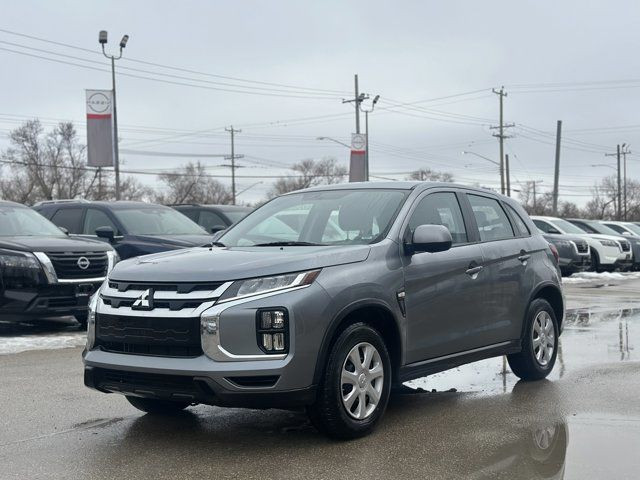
[51,208,83,234]
[113,207,207,235]
[199,211,227,232]
[533,219,554,234]
[571,221,597,234]
[505,204,530,236]
[407,192,468,245]
[468,194,514,241]
[604,223,625,234]
[84,208,117,235]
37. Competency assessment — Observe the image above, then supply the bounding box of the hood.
[126,234,214,248]
[110,244,371,282]
[0,235,114,253]
[577,233,624,243]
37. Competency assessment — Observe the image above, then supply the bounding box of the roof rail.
[32,199,90,207]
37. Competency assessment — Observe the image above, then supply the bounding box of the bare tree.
[406,168,454,182]
[269,157,347,197]
[155,161,232,204]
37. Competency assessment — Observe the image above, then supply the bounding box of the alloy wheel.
[341,342,384,420]
[532,311,555,367]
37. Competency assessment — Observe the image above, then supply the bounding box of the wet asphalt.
[1,275,639,479]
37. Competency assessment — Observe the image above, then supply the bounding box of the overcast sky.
[2,0,640,204]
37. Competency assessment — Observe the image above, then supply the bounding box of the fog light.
[273,333,285,351]
[256,309,288,354]
[262,333,273,351]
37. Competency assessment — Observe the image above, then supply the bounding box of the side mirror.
[58,226,69,236]
[211,229,226,241]
[210,225,227,234]
[409,224,452,254]
[95,226,116,243]
[622,231,632,236]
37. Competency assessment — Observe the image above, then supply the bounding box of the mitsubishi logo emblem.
[132,288,154,310]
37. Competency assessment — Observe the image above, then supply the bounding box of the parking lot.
[0,272,638,480]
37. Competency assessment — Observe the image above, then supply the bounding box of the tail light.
[549,243,559,264]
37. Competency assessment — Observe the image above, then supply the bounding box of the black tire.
[307,323,391,440]
[126,396,190,414]
[590,250,601,273]
[74,312,88,329]
[508,298,559,381]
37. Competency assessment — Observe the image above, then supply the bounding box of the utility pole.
[622,144,631,220]
[530,180,544,212]
[491,87,514,195]
[342,74,369,134]
[505,154,511,196]
[552,120,562,215]
[224,126,243,205]
[605,145,622,220]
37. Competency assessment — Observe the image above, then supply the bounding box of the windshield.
[219,189,407,247]
[550,218,587,235]
[114,207,208,235]
[223,210,250,223]
[0,206,66,237]
[584,221,622,236]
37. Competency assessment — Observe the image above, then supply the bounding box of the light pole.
[360,95,380,181]
[316,136,351,149]
[99,30,129,200]
[462,151,505,193]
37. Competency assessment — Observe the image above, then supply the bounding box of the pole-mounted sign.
[86,89,115,168]
[349,133,367,182]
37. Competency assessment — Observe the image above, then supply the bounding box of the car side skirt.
[397,340,521,383]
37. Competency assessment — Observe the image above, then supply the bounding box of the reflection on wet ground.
[408,306,636,395]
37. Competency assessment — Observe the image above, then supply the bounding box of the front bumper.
[558,254,591,273]
[83,281,334,408]
[0,282,101,322]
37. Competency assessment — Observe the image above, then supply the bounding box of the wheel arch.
[312,300,403,386]
[527,282,565,334]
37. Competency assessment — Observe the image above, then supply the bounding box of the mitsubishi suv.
[83,183,564,439]
[0,200,118,326]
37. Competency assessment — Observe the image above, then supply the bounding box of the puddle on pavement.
[407,307,637,395]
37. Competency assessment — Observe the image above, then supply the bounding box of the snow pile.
[563,271,640,284]
[0,333,85,355]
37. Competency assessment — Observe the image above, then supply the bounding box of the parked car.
[170,204,252,233]
[84,182,564,439]
[531,216,628,272]
[601,220,640,238]
[565,218,637,271]
[0,200,118,326]
[34,200,214,260]
[542,233,590,276]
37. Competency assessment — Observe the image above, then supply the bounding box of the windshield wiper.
[205,241,226,249]
[253,241,326,247]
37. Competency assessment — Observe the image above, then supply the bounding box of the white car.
[531,216,629,272]
[601,220,640,238]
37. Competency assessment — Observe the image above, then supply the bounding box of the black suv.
[34,200,214,260]
[170,204,252,233]
[0,200,117,325]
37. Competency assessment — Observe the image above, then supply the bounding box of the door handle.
[465,265,484,277]
[518,250,531,263]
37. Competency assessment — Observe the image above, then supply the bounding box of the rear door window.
[467,194,514,242]
[504,204,530,237]
[51,208,83,234]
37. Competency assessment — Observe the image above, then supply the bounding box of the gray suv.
[83,182,564,439]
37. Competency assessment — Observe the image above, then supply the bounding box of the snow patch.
[0,333,85,355]
[562,271,640,284]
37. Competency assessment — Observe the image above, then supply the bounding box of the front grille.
[108,281,223,294]
[95,313,202,357]
[46,251,108,279]
[620,241,631,252]
[575,241,589,254]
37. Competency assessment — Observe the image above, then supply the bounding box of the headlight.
[218,270,321,303]
[598,239,618,247]
[106,250,120,273]
[0,250,45,289]
[85,281,105,349]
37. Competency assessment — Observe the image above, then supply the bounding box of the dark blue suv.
[34,200,214,260]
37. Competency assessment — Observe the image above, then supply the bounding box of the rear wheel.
[126,396,191,414]
[508,298,558,381]
[307,323,391,439]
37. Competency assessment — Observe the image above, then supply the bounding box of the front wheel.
[307,323,391,439]
[508,298,559,381]
[126,396,191,414]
